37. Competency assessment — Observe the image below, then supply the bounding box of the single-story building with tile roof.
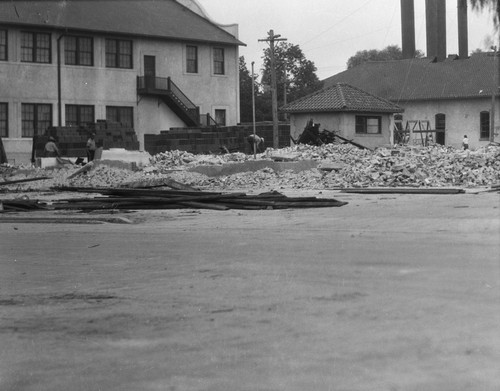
[322,53,498,149]
[281,83,404,150]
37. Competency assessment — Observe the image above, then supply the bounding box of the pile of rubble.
[1,143,499,193]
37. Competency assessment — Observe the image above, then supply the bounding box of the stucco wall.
[290,112,392,149]
[0,28,240,155]
[400,98,498,149]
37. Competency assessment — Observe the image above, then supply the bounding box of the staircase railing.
[137,76,200,125]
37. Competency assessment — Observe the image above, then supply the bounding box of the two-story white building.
[0,0,244,163]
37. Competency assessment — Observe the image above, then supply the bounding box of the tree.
[469,0,500,29]
[347,45,425,69]
[261,42,323,115]
[239,56,254,123]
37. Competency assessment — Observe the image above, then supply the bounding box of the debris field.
[1,143,499,211]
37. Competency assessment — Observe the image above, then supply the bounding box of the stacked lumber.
[50,186,348,211]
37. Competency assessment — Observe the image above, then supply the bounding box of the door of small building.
[435,113,445,145]
[144,55,156,89]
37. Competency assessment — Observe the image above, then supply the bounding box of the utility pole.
[251,61,257,159]
[491,45,498,143]
[259,30,287,148]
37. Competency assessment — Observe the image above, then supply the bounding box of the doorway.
[435,113,445,145]
[144,55,156,89]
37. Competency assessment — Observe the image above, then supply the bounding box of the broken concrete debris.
[1,143,499,194]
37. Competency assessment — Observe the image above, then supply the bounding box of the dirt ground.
[1,190,499,391]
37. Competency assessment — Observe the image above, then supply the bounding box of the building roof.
[323,54,496,103]
[281,83,404,114]
[0,0,244,46]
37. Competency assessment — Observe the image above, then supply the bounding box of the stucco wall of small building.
[289,112,393,149]
[399,98,498,149]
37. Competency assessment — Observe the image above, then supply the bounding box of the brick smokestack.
[457,0,469,58]
[426,0,447,61]
[401,0,416,59]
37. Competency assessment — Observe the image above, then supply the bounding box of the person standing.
[462,135,469,150]
[86,133,97,162]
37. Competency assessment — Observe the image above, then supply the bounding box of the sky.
[198,0,498,80]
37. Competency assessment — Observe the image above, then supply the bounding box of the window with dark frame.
[65,105,94,127]
[21,103,52,137]
[213,47,224,75]
[214,109,226,126]
[186,45,198,73]
[106,106,133,127]
[355,115,381,134]
[65,36,93,66]
[480,111,490,139]
[0,103,8,137]
[21,31,51,63]
[105,38,132,69]
[0,30,7,61]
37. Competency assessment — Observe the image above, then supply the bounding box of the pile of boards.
[0,184,347,212]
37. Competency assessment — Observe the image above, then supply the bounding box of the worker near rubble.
[44,136,61,158]
[247,134,265,153]
[462,135,469,150]
[86,133,97,162]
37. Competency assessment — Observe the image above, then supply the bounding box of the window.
[65,105,94,126]
[355,115,381,134]
[21,32,51,63]
[186,45,198,73]
[106,106,133,127]
[105,39,132,69]
[480,111,490,140]
[65,36,93,66]
[214,109,226,126]
[22,103,52,137]
[0,30,7,61]
[0,103,7,137]
[213,47,224,75]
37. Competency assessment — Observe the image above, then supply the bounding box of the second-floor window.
[480,111,490,140]
[21,32,51,63]
[0,103,8,137]
[21,103,52,137]
[65,105,94,126]
[106,106,133,127]
[186,45,198,73]
[213,47,224,75]
[105,39,132,69]
[0,30,7,61]
[355,116,381,134]
[65,36,93,66]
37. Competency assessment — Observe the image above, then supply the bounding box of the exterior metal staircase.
[137,76,201,127]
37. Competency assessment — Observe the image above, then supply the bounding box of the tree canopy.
[469,0,500,29]
[261,42,323,110]
[347,45,425,69]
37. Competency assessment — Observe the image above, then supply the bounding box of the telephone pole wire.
[259,30,287,148]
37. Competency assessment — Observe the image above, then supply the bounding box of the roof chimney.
[426,0,447,61]
[401,0,416,59]
[457,0,469,58]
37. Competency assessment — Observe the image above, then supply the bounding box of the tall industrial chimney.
[457,0,469,58]
[401,0,416,59]
[426,0,447,61]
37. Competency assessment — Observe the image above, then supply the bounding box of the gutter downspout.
[57,34,65,127]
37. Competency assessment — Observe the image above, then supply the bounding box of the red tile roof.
[0,0,244,46]
[323,54,497,103]
[281,83,403,113]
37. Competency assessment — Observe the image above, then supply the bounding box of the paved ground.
[1,190,499,391]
